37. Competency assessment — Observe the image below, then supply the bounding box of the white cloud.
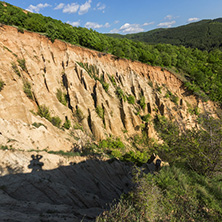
[157,21,176,28]
[187,17,200,23]
[110,28,119,33]
[79,0,92,15]
[114,20,120,24]
[63,3,79,14]
[96,2,106,10]
[54,3,65,10]
[85,22,110,29]
[119,23,144,33]
[110,22,154,34]
[26,3,51,13]
[143,22,154,26]
[85,22,103,29]
[164,15,173,20]
[67,20,81,27]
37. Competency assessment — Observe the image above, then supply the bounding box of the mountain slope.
[0,24,218,153]
[107,18,222,51]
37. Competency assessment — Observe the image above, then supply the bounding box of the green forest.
[1,2,222,104]
[107,18,222,51]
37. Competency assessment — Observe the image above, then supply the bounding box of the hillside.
[1,2,222,104]
[0,2,222,221]
[107,18,222,51]
[0,23,221,221]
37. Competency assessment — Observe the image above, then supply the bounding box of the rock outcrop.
[0,25,218,153]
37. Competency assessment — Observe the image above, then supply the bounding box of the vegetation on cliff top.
[1,2,222,104]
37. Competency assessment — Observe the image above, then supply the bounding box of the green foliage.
[188,106,200,116]
[154,114,222,175]
[73,122,84,131]
[17,26,24,33]
[11,62,21,77]
[63,118,71,129]
[77,62,109,92]
[120,151,149,166]
[99,137,125,155]
[23,81,33,100]
[109,18,222,51]
[108,75,117,87]
[96,105,104,120]
[17,58,28,72]
[32,122,47,129]
[139,96,146,110]
[0,145,9,151]
[115,87,126,101]
[56,89,67,106]
[141,114,151,122]
[75,107,85,121]
[127,95,135,104]
[47,150,80,157]
[0,79,5,91]
[171,94,179,104]
[37,105,51,121]
[98,165,222,221]
[51,116,62,128]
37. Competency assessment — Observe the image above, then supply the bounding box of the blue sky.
[4,0,222,34]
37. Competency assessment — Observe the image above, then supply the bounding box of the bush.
[63,117,71,129]
[127,95,135,104]
[154,114,222,175]
[51,116,62,128]
[32,122,47,128]
[37,105,51,121]
[96,105,104,120]
[139,96,146,110]
[75,107,85,121]
[23,81,33,100]
[17,59,28,72]
[99,137,125,152]
[56,88,67,106]
[141,114,151,122]
[116,87,126,101]
[11,62,21,77]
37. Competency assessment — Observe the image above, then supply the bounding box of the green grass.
[97,165,222,221]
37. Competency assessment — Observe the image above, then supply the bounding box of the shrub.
[127,95,135,104]
[139,96,146,110]
[11,62,21,77]
[51,116,62,128]
[37,105,51,121]
[23,81,33,100]
[17,59,28,72]
[99,137,125,151]
[56,89,67,106]
[32,122,47,128]
[102,81,109,92]
[17,26,24,33]
[141,114,151,122]
[0,79,5,91]
[63,117,71,129]
[75,107,85,121]
[96,105,104,120]
[115,87,126,101]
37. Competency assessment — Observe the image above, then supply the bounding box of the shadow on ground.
[0,158,133,221]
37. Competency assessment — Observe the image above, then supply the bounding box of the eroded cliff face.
[0,25,218,156]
